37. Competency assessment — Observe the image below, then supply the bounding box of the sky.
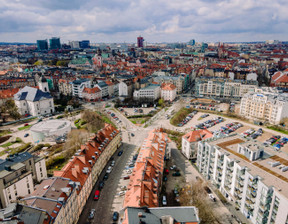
[0,0,287,43]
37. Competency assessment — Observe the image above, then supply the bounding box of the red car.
[164,168,169,174]
[24,123,29,126]
[94,190,100,200]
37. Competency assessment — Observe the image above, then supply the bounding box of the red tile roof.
[182,129,213,143]
[83,87,101,94]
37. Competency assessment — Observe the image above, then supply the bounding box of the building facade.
[197,134,288,224]
[0,152,47,208]
[161,83,177,102]
[133,84,160,101]
[82,87,102,102]
[72,79,91,98]
[195,77,257,99]
[239,88,288,124]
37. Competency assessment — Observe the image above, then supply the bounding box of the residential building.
[120,206,200,224]
[133,84,160,101]
[160,83,177,102]
[197,134,288,224]
[271,69,288,92]
[58,79,73,96]
[119,80,133,97]
[79,40,90,49]
[95,81,109,98]
[182,129,213,159]
[239,87,288,124]
[37,40,48,51]
[49,37,61,50]
[153,75,184,94]
[0,88,19,106]
[52,124,121,223]
[105,80,115,97]
[72,78,91,98]
[22,177,78,224]
[82,86,102,102]
[0,152,47,208]
[14,77,55,116]
[0,203,52,224]
[195,77,257,99]
[123,128,171,208]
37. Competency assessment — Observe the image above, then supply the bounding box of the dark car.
[99,181,105,189]
[172,171,181,176]
[163,176,168,182]
[24,133,29,137]
[204,186,212,194]
[112,212,119,221]
[103,174,109,180]
[131,133,135,137]
[118,150,123,156]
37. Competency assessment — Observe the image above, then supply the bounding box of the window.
[28,189,31,194]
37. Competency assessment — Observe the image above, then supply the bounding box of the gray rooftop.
[126,206,199,223]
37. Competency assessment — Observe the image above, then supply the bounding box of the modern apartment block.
[239,87,288,124]
[197,134,288,224]
[133,84,160,101]
[72,78,91,98]
[0,152,47,208]
[195,77,257,99]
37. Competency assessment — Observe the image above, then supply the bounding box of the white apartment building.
[0,152,47,208]
[72,78,91,98]
[240,88,288,125]
[195,77,257,99]
[133,84,160,101]
[197,134,288,224]
[161,83,177,102]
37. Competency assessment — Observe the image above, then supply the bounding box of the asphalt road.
[77,142,136,224]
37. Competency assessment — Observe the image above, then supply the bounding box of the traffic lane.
[77,143,134,224]
[91,143,137,224]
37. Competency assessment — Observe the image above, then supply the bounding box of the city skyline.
[0,0,288,43]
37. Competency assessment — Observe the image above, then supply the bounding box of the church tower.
[38,75,49,92]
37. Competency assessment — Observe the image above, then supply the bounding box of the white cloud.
[0,0,287,43]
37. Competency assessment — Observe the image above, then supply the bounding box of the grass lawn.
[18,125,32,131]
[0,142,14,148]
[128,117,148,125]
[267,126,288,135]
[0,130,11,137]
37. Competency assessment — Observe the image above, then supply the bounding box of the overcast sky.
[0,0,287,43]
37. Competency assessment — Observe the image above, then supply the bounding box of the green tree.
[158,98,164,108]
[1,100,21,121]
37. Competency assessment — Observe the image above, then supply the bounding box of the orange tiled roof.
[123,128,170,208]
[0,88,19,99]
[83,87,101,94]
[161,83,176,91]
[182,129,213,143]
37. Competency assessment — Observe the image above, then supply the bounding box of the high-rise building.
[137,36,144,48]
[79,40,90,49]
[36,39,48,51]
[49,37,61,50]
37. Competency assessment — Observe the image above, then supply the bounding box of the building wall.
[2,173,34,208]
[35,159,47,182]
[197,139,288,224]
[161,88,176,101]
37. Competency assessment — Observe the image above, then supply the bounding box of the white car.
[162,196,167,205]
[106,166,113,174]
[209,194,216,202]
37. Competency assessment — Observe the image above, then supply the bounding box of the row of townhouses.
[0,124,121,223]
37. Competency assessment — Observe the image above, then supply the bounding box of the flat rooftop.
[207,134,288,197]
[30,119,70,133]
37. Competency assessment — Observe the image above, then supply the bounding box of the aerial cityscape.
[1,1,288,224]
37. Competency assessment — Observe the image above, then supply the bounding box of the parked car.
[24,133,29,137]
[112,212,119,221]
[118,150,123,156]
[162,196,167,205]
[99,181,105,189]
[94,190,100,201]
[170,165,177,170]
[208,193,216,202]
[88,209,96,219]
[123,175,130,180]
[103,174,109,180]
[172,171,181,176]
[204,186,212,194]
[24,123,29,126]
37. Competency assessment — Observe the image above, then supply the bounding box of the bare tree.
[63,129,89,157]
[179,181,220,224]
[81,110,104,133]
